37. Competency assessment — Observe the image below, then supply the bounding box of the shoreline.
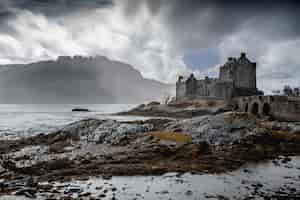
[1,103,300,199]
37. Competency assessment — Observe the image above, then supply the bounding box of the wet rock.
[72,108,90,112]
[60,196,74,200]
[185,190,193,196]
[79,192,91,197]
[147,101,161,106]
[251,183,263,189]
[15,188,37,198]
[102,175,112,180]
[26,177,38,187]
[216,195,230,200]
[99,194,106,198]
[64,186,83,194]
[95,186,102,190]
[272,160,280,166]
[281,157,292,164]
[160,190,169,194]
[37,183,53,192]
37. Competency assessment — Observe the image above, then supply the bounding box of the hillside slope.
[0,56,172,103]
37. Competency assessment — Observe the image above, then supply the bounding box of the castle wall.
[211,81,234,100]
[176,81,186,99]
[185,76,197,97]
[233,61,256,89]
[175,53,259,101]
[219,62,234,82]
[196,79,214,96]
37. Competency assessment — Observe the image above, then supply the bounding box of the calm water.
[1,157,300,200]
[61,157,300,200]
[0,104,148,140]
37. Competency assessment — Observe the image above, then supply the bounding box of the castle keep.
[176,53,260,100]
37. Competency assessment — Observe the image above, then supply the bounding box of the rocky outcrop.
[1,112,300,200]
[165,112,258,145]
[52,118,154,145]
[119,101,229,118]
[86,120,153,144]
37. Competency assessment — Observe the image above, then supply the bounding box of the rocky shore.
[1,102,300,199]
[118,100,231,118]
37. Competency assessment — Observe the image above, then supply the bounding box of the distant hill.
[0,56,173,103]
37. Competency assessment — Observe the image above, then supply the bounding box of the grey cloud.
[0,0,299,93]
[0,0,113,17]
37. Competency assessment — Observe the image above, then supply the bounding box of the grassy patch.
[146,131,192,144]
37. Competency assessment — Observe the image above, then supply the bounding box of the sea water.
[0,104,148,140]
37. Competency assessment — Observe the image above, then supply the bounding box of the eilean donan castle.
[176,53,262,100]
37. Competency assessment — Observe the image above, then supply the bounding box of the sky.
[0,0,299,93]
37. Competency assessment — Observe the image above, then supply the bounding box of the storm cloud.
[0,0,299,93]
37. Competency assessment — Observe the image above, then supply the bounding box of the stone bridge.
[233,95,300,122]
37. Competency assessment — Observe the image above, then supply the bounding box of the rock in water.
[72,108,90,112]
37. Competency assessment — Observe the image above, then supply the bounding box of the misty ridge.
[0,55,173,104]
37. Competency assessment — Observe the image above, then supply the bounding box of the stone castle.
[176,53,262,100]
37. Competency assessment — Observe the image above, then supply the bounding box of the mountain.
[0,55,173,103]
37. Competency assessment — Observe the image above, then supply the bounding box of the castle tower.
[185,73,197,97]
[233,52,257,90]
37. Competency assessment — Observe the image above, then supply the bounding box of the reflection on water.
[1,158,300,199]
[18,156,297,200]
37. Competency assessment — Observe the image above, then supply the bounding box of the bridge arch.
[262,103,271,116]
[251,102,259,115]
[244,103,248,112]
[234,103,239,110]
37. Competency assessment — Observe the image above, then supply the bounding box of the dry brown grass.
[269,130,300,142]
[146,131,192,144]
